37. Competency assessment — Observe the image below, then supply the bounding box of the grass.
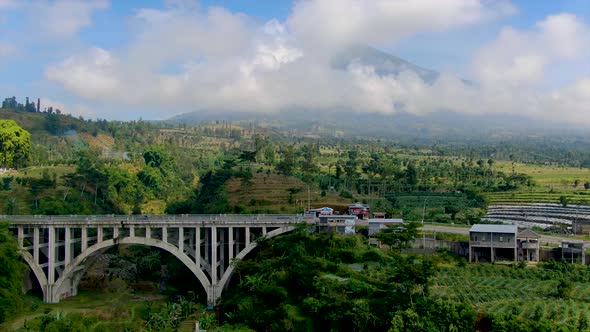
[494,161,589,190]
[1,289,166,332]
[485,161,590,204]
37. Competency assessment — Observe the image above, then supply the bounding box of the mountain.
[168,46,586,141]
[331,45,439,83]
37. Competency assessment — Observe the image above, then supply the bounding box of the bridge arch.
[216,226,296,299]
[9,216,309,305]
[48,237,211,303]
[20,251,49,301]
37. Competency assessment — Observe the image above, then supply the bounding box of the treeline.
[2,96,61,114]
[1,106,589,217]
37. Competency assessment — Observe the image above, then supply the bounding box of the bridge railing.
[2,214,310,226]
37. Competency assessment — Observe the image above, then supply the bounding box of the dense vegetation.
[1,99,589,330]
[2,100,588,222]
[0,222,26,324]
[218,226,589,331]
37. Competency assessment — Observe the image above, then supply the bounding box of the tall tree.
[0,120,32,168]
[276,145,296,176]
[0,222,26,323]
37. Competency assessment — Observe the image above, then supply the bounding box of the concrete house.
[469,224,517,262]
[561,240,586,264]
[317,215,357,234]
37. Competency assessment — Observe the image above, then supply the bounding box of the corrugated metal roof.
[470,224,517,233]
[517,228,540,238]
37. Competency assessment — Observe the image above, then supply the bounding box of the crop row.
[430,266,590,326]
[486,193,590,204]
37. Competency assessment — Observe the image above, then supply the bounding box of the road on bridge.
[421,224,590,246]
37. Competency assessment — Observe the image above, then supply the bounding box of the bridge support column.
[48,226,55,285]
[65,227,71,266]
[33,227,39,264]
[178,227,184,253]
[211,226,217,287]
[196,227,201,268]
[207,285,221,307]
[228,227,234,264]
[81,226,87,251]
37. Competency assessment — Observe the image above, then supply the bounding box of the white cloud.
[45,47,120,99]
[287,0,516,52]
[545,78,590,125]
[42,97,97,118]
[32,0,109,39]
[44,2,590,128]
[473,14,590,84]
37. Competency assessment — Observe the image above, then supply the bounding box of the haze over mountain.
[170,46,588,139]
[331,46,440,83]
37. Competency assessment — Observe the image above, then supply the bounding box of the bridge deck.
[3,214,307,226]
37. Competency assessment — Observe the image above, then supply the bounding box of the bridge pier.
[8,215,303,306]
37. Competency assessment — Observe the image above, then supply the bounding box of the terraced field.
[430,265,590,327]
[486,190,590,205]
[482,203,590,230]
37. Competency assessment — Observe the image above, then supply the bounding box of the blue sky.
[0,0,588,126]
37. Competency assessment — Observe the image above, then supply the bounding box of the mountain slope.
[331,45,439,83]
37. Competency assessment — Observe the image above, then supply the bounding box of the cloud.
[287,0,516,52]
[41,97,97,118]
[44,2,590,128]
[473,14,590,84]
[31,0,109,39]
[45,47,119,99]
[545,78,590,125]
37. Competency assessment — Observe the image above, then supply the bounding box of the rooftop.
[470,224,517,234]
[517,228,540,239]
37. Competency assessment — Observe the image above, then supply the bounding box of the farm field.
[486,161,590,205]
[485,190,590,205]
[430,264,590,328]
[494,161,589,190]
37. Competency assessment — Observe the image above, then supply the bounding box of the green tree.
[559,195,569,207]
[0,222,26,323]
[0,120,31,168]
[263,145,276,166]
[375,222,421,250]
[405,163,418,187]
[276,145,296,176]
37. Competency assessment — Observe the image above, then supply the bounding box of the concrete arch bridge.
[5,214,305,305]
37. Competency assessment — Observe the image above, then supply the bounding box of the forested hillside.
[1,100,589,222]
